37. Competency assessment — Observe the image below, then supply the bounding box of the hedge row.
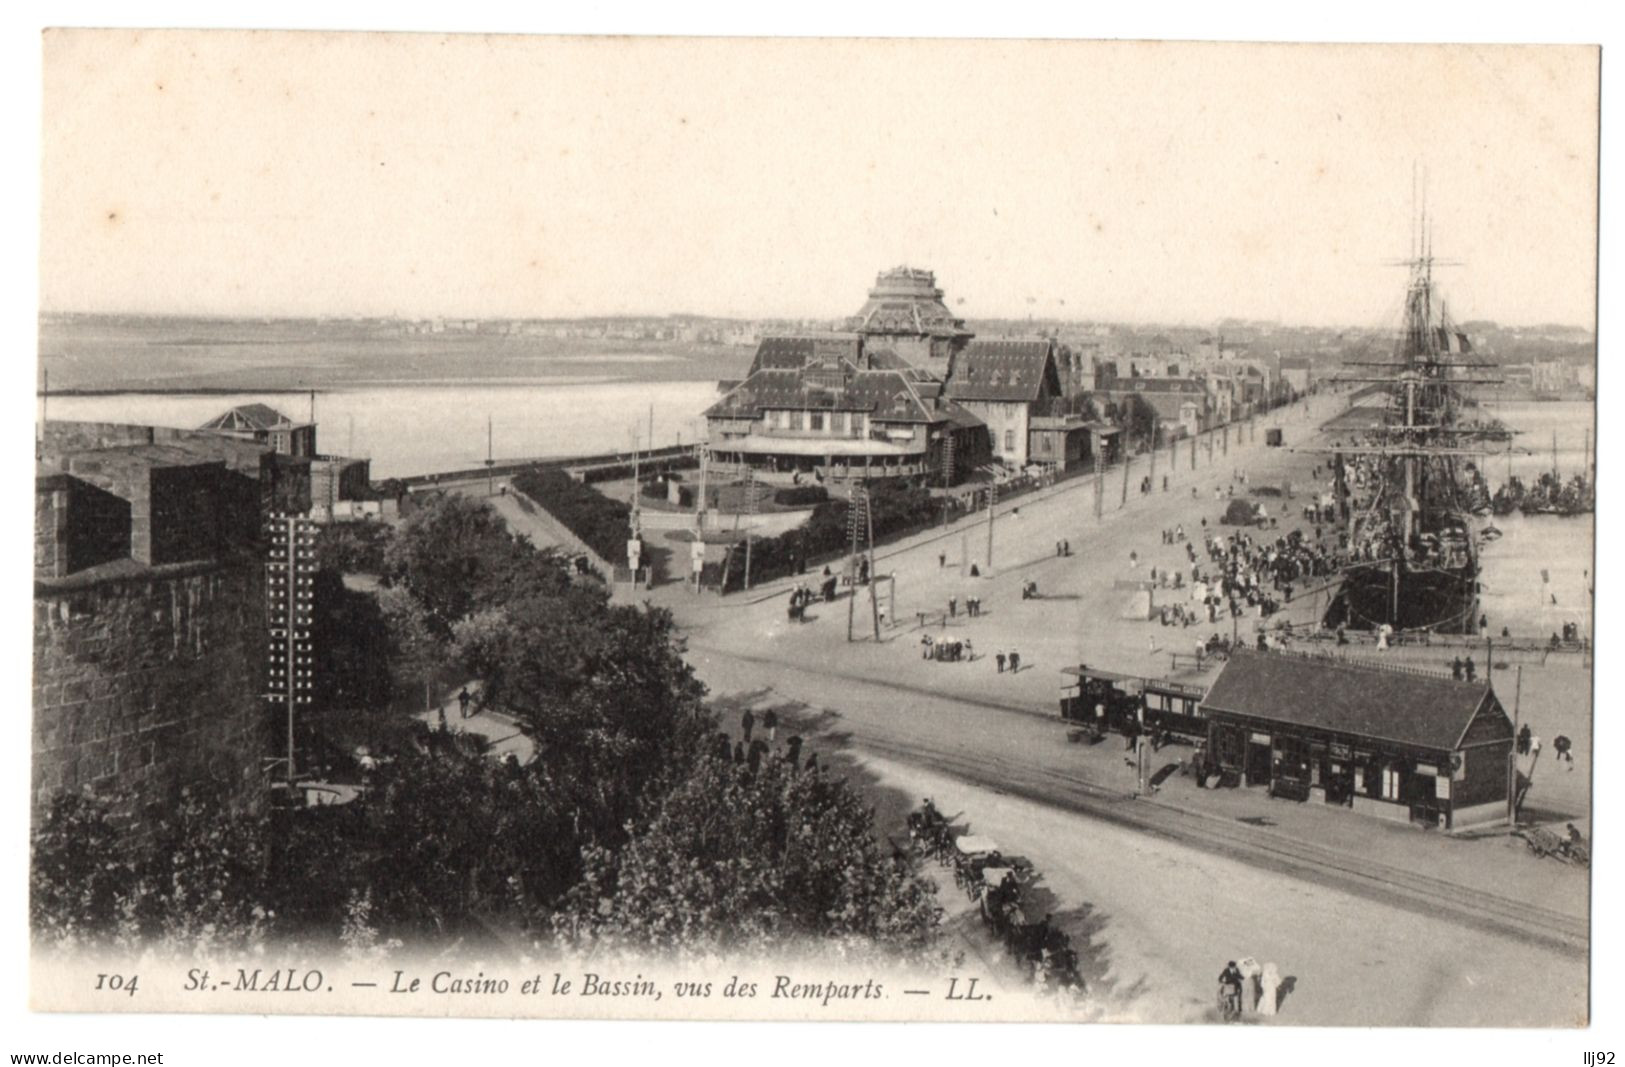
[578,455,699,486]
[772,485,829,507]
[510,467,632,564]
[722,478,966,592]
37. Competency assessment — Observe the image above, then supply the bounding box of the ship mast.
[1316,185,1517,632]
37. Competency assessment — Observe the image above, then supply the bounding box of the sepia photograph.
[9,14,1611,1060]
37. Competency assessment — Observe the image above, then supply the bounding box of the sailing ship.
[1321,221,1512,634]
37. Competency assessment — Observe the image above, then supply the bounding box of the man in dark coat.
[742,708,755,743]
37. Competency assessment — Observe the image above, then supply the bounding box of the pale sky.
[40,33,1599,328]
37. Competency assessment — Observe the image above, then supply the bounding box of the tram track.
[694,641,1587,958]
[847,731,1587,957]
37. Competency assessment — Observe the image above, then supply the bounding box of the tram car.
[1059,665,1142,736]
[1139,677,1208,738]
[1059,665,1210,740]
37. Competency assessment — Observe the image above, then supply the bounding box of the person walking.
[1451,657,1464,681]
[763,708,779,743]
[742,708,756,743]
[948,595,958,619]
[1009,650,1021,674]
[996,651,1007,673]
[457,686,473,719]
[1464,657,1476,682]
[939,551,947,569]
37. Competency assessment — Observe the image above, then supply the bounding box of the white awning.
[714,435,926,457]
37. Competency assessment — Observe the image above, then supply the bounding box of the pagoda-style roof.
[846,266,973,340]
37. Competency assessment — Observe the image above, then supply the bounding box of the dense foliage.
[771,485,829,507]
[33,493,940,961]
[560,753,940,959]
[314,522,391,574]
[723,478,957,591]
[510,467,633,565]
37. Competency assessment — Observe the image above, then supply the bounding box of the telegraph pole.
[985,481,997,569]
[485,415,494,497]
[1507,665,1523,826]
[743,466,756,591]
[265,513,316,794]
[1094,451,1103,521]
[1148,415,1158,488]
[867,494,881,641]
[847,487,863,642]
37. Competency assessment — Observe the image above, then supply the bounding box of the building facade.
[1201,652,1514,831]
[705,334,988,484]
[943,338,1066,468]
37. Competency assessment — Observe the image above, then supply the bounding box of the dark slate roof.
[1123,376,1206,394]
[747,334,864,375]
[945,340,1061,403]
[1201,651,1502,753]
[705,367,950,424]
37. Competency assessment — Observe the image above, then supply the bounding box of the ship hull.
[1324,560,1479,634]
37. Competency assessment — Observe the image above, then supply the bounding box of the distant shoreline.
[40,387,316,397]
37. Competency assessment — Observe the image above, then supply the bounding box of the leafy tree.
[30,792,138,948]
[31,783,272,955]
[310,569,392,712]
[558,754,941,960]
[383,492,523,632]
[456,598,713,846]
[378,585,443,712]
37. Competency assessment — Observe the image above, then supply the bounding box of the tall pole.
[985,482,996,569]
[1094,451,1104,520]
[1148,415,1158,487]
[743,466,755,591]
[867,496,881,640]
[1507,665,1522,826]
[1120,446,1130,508]
[847,488,863,642]
[697,444,709,526]
[486,415,494,497]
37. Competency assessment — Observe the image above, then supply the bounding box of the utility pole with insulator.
[264,513,316,798]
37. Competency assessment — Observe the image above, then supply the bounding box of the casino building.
[704,332,988,484]
[705,267,1103,483]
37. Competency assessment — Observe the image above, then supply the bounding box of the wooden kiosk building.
[1200,651,1514,831]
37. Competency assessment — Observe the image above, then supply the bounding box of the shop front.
[1199,651,1514,832]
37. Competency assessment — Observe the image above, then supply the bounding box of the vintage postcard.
[24,28,1599,1039]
